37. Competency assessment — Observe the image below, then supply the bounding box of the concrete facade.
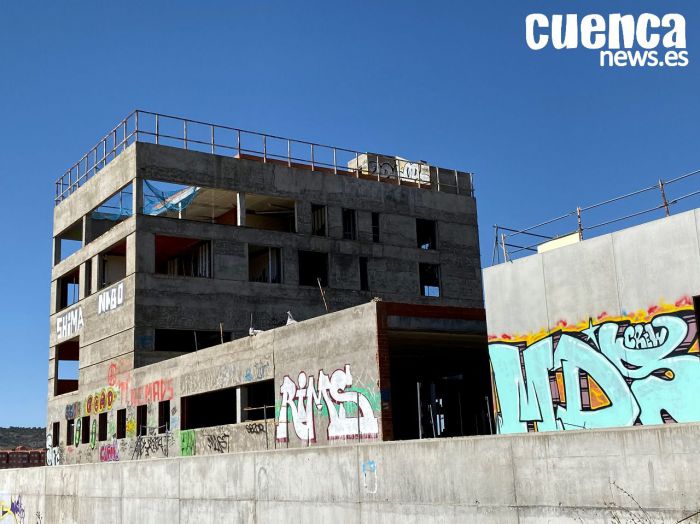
[4,423,700,523]
[46,300,488,467]
[48,135,488,467]
[484,209,700,434]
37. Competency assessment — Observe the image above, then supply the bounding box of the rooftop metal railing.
[492,167,700,264]
[54,110,473,205]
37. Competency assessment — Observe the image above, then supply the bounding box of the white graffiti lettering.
[98,282,125,314]
[55,306,84,340]
[276,365,378,442]
[45,434,60,466]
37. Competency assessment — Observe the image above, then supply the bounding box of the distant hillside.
[0,427,45,449]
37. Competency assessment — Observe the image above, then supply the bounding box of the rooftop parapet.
[54,110,474,206]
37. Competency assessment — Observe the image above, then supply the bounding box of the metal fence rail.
[492,168,700,265]
[54,110,473,205]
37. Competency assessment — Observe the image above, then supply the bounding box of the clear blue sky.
[1,1,698,426]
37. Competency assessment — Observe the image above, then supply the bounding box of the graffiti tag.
[180,429,196,457]
[99,440,119,462]
[489,303,700,433]
[276,364,379,442]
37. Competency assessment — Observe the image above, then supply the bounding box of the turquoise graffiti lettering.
[490,310,699,433]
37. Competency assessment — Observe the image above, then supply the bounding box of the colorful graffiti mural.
[126,419,136,438]
[0,494,24,524]
[45,435,60,467]
[99,440,119,462]
[64,401,81,420]
[89,419,97,450]
[276,364,379,442]
[180,429,196,457]
[129,379,173,406]
[85,388,117,415]
[489,297,700,433]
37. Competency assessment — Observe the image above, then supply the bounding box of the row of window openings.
[52,381,275,444]
[56,240,126,311]
[252,248,440,296]
[58,248,439,312]
[156,234,439,296]
[58,204,437,276]
[314,207,437,249]
[57,403,168,447]
[56,174,440,270]
[56,216,439,310]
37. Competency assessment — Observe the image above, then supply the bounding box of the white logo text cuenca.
[526,13,689,68]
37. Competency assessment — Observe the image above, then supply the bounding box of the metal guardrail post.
[659,179,671,216]
[263,135,267,162]
[576,207,583,240]
[501,233,509,262]
[155,114,160,145]
[135,111,139,142]
[310,144,314,170]
[454,169,459,194]
[436,166,440,192]
[287,140,291,167]
[211,125,215,154]
[237,130,241,156]
[333,148,337,175]
[492,225,499,265]
[183,120,188,150]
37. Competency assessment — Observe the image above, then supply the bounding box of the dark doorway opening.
[388,332,491,440]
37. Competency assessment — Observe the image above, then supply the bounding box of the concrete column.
[91,255,100,292]
[283,247,298,286]
[327,206,343,239]
[295,201,312,235]
[78,262,88,300]
[82,215,92,245]
[132,178,144,215]
[357,210,373,243]
[134,231,155,274]
[126,232,137,276]
[237,192,246,226]
[236,387,247,423]
[50,280,58,315]
[52,237,61,266]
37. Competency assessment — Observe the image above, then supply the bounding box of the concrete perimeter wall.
[484,209,700,434]
[3,423,700,523]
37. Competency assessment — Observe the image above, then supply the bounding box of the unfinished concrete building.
[47,111,488,465]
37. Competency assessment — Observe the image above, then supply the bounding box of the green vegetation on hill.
[0,427,46,449]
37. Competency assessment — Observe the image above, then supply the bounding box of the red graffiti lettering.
[107,363,117,387]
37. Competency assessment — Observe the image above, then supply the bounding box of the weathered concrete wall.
[484,209,700,434]
[46,302,383,467]
[133,141,483,324]
[6,423,700,523]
